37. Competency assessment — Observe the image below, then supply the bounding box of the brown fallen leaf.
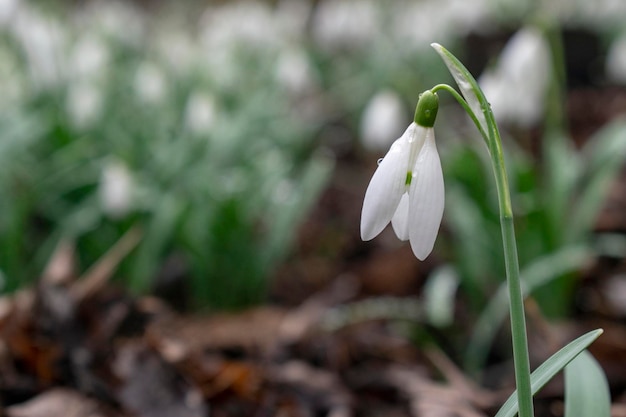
[72,227,142,302]
[268,360,352,417]
[148,307,287,357]
[114,342,207,417]
[40,239,77,286]
[387,366,488,417]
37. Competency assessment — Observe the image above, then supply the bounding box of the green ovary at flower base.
[360,90,444,261]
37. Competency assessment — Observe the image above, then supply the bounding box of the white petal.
[360,125,414,241]
[408,129,444,260]
[391,193,410,241]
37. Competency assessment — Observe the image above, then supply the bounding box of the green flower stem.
[488,121,534,417]
[431,84,488,145]
[433,82,534,417]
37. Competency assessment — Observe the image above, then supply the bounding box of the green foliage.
[434,43,612,417]
[443,119,626,315]
[494,330,603,417]
[564,350,611,417]
[0,2,333,309]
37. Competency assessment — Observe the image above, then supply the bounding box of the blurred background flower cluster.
[2,0,626,327]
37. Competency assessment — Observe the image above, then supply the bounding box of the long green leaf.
[465,244,592,373]
[571,119,626,241]
[494,329,603,417]
[564,350,610,417]
[431,43,490,138]
[423,265,459,327]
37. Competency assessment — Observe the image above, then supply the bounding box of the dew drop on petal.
[377,157,384,166]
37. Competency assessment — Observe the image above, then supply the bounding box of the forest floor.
[3,87,626,417]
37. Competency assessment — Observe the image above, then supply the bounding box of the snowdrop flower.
[134,62,167,104]
[10,6,66,89]
[66,81,102,128]
[0,0,19,29]
[360,90,407,152]
[478,27,550,127]
[70,35,110,82]
[361,91,444,260]
[99,160,134,219]
[311,0,380,50]
[275,48,316,94]
[607,33,626,84]
[184,92,218,134]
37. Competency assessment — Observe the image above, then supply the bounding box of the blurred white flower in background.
[360,90,407,152]
[66,81,102,129]
[606,33,626,84]
[275,0,311,41]
[75,0,145,46]
[443,0,491,35]
[10,5,66,89]
[479,27,550,127]
[546,0,626,29]
[155,30,197,76]
[184,92,218,135]
[200,1,283,52]
[0,44,25,106]
[311,0,380,50]
[275,48,317,94]
[0,0,19,28]
[134,62,167,104]
[70,35,110,82]
[199,3,265,88]
[99,160,134,219]
[393,0,490,53]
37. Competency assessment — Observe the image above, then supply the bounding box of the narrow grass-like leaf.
[264,153,334,268]
[423,265,459,327]
[465,245,592,373]
[494,329,603,417]
[571,119,626,242]
[431,43,489,138]
[564,350,610,417]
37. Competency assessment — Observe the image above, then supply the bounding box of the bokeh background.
[3,0,626,415]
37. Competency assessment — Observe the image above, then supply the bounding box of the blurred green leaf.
[571,118,626,241]
[494,329,603,417]
[465,244,593,373]
[423,265,459,327]
[564,350,610,417]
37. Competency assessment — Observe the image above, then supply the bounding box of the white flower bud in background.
[99,160,134,219]
[66,82,102,129]
[200,1,281,52]
[76,1,144,47]
[606,33,626,84]
[275,48,316,94]
[184,92,218,134]
[275,0,311,41]
[0,44,25,107]
[70,35,110,81]
[360,90,407,152]
[10,5,66,89]
[134,62,167,104]
[311,0,379,50]
[0,0,19,28]
[156,30,197,76]
[479,27,550,127]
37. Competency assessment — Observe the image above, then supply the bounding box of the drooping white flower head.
[361,91,444,260]
[478,27,550,127]
[99,159,134,219]
[607,32,626,84]
[360,89,407,152]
